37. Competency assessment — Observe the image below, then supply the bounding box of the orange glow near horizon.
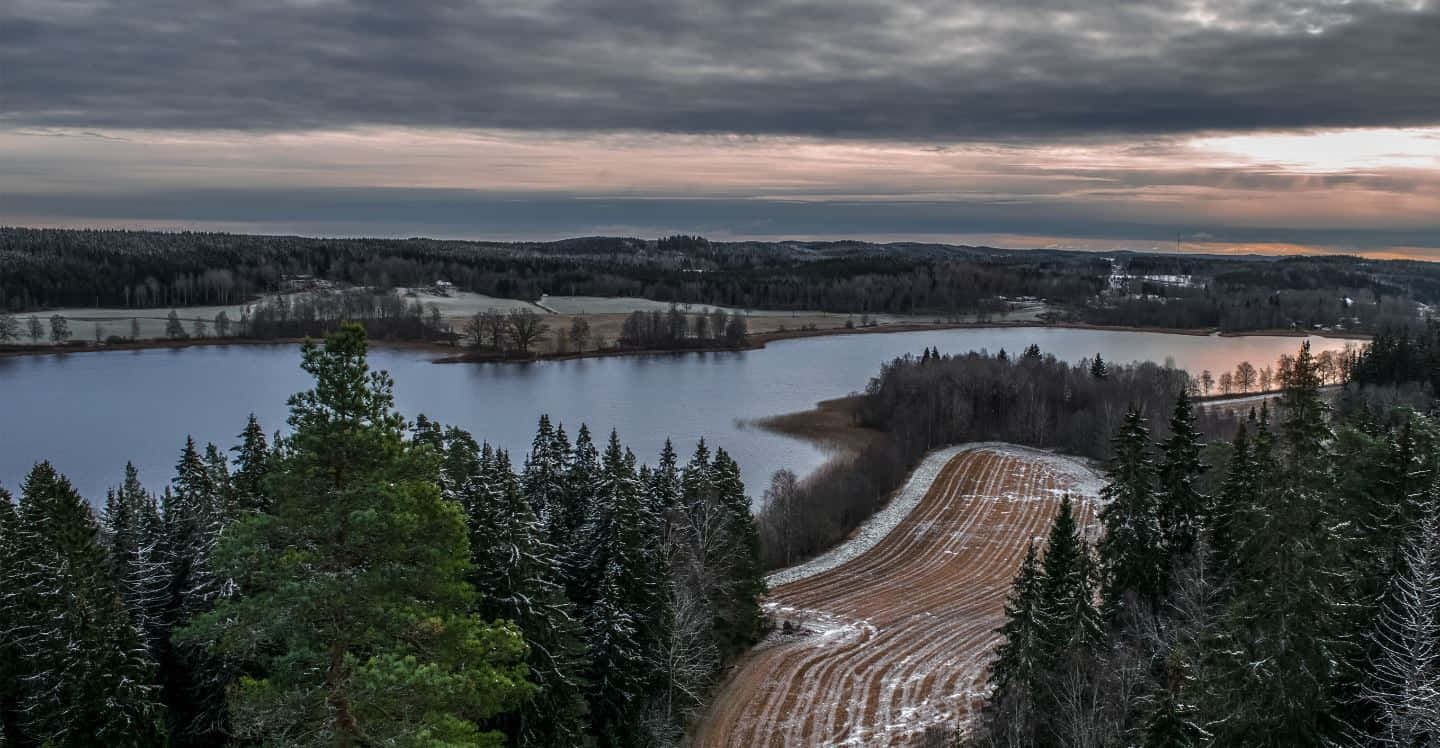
[2,125,1437,257]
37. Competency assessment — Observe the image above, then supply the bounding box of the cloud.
[1,0,1437,137]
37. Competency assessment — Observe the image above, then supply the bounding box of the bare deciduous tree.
[568,316,591,351]
[1234,361,1257,394]
[506,309,550,354]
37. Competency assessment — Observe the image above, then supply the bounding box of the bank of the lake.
[2,317,1369,365]
[0,326,1353,508]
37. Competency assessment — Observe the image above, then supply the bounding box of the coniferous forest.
[974,334,1440,745]
[0,325,765,748]
[4,227,1438,333]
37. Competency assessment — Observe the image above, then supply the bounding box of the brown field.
[693,446,1100,746]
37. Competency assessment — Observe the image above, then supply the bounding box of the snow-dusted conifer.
[8,463,166,746]
[230,413,270,513]
[1098,409,1165,615]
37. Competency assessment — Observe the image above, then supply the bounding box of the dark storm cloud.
[2,0,1438,137]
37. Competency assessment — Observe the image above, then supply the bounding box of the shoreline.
[0,319,1371,363]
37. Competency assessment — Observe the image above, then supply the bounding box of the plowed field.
[694,445,1101,746]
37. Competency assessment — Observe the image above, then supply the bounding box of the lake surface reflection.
[0,327,1351,505]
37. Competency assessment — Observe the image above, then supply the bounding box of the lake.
[0,327,1352,506]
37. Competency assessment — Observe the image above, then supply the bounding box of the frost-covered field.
[398,289,546,316]
[7,302,254,344]
[696,444,1102,746]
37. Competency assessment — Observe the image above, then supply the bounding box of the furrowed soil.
[693,446,1101,746]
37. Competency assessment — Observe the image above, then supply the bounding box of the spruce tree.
[987,541,1045,741]
[101,463,168,644]
[1091,353,1109,379]
[1206,344,1350,744]
[581,431,667,746]
[709,449,766,658]
[160,438,234,746]
[0,488,23,745]
[556,424,600,600]
[522,416,567,535]
[453,438,592,748]
[230,414,270,513]
[176,324,531,746]
[1207,422,1252,584]
[1098,409,1166,615]
[1038,495,1103,660]
[1157,390,1206,563]
[7,463,167,746]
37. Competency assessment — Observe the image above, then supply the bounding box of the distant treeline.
[5,227,1434,333]
[0,228,1100,317]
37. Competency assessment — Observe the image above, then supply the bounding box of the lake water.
[0,327,1351,506]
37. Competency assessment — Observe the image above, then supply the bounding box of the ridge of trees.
[5,227,1433,333]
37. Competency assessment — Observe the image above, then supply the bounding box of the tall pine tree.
[176,324,531,746]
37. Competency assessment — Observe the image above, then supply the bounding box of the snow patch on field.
[766,442,1103,589]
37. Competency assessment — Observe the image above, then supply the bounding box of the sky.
[2,0,1438,257]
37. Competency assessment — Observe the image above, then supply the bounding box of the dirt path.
[693,445,1101,746]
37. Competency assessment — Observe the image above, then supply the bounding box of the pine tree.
[1098,409,1166,615]
[175,324,531,746]
[230,414,270,513]
[1157,390,1206,563]
[6,463,167,746]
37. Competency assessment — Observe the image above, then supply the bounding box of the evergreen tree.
[448,438,592,748]
[176,324,531,746]
[581,431,667,746]
[1157,390,1206,563]
[1098,409,1166,615]
[100,463,168,643]
[1206,345,1350,744]
[522,416,568,535]
[986,541,1045,741]
[555,424,599,599]
[1037,495,1102,660]
[0,488,24,746]
[709,449,766,659]
[1091,353,1109,379]
[159,438,233,746]
[230,414,270,513]
[1208,422,1252,583]
[6,463,167,746]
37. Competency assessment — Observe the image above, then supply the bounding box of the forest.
[971,335,1440,745]
[0,325,766,748]
[4,227,1435,333]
